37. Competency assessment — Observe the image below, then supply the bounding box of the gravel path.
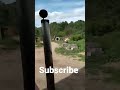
[0,42,85,90]
[35,42,85,90]
[0,49,24,90]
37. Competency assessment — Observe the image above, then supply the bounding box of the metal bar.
[17,0,35,90]
[41,19,55,90]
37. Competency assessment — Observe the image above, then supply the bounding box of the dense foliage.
[35,20,85,39]
[35,20,85,59]
[86,0,120,36]
[86,0,120,83]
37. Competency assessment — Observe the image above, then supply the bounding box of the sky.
[35,0,85,27]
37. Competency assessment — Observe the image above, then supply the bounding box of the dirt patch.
[35,42,85,90]
[0,49,24,90]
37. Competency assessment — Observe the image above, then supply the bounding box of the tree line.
[35,20,85,41]
[86,0,120,36]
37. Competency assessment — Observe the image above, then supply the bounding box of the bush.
[35,42,43,47]
[76,39,85,51]
[70,34,82,41]
[95,32,120,59]
[55,47,79,56]
[68,39,85,52]
[57,31,66,37]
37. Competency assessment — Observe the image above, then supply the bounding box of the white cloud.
[48,1,84,7]
[74,7,85,16]
[35,7,85,27]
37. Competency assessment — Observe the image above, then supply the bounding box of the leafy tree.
[35,20,85,40]
[70,34,82,41]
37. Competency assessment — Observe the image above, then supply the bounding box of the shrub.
[70,34,82,41]
[57,31,66,37]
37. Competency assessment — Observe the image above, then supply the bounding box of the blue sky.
[35,0,85,27]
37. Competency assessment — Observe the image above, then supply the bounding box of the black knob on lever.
[39,9,48,19]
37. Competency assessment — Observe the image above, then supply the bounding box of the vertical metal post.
[41,19,55,90]
[17,0,35,90]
